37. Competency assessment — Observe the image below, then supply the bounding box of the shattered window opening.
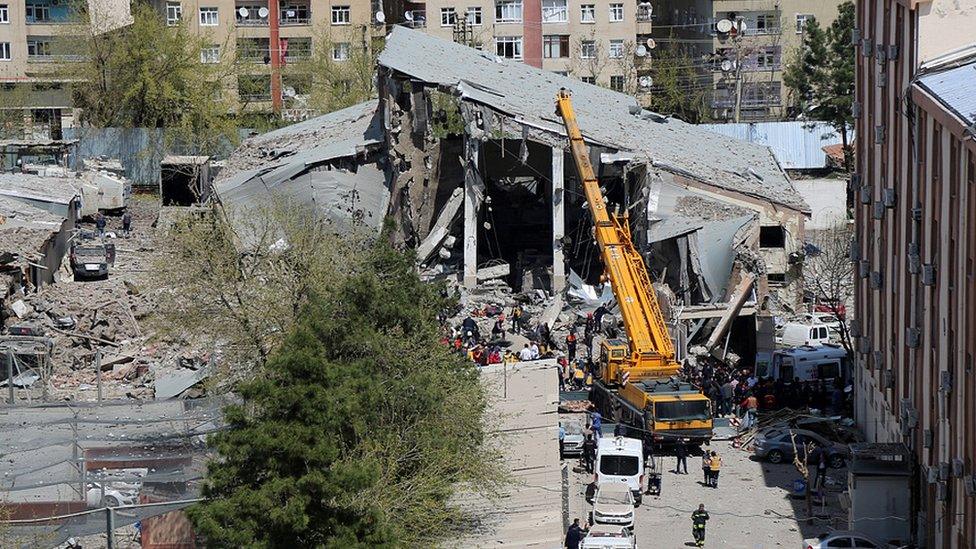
[759,225,786,248]
[542,0,567,23]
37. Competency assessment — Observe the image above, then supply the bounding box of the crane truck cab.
[595,436,644,506]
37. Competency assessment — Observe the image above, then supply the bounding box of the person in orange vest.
[565,330,578,361]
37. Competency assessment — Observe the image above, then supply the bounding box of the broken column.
[463,138,482,288]
[552,147,566,292]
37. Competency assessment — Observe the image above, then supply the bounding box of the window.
[331,5,350,24]
[166,2,182,25]
[238,37,270,61]
[25,3,50,22]
[466,6,482,25]
[757,46,777,68]
[795,13,813,33]
[610,75,624,91]
[332,42,350,60]
[199,7,218,26]
[756,13,778,33]
[767,272,787,284]
[26,38,51,57]
[440,7,455,26]
[608,39,623,58]
[280,4,310,25]
[759,225,785,247]
[580,39,596,59]
[0,4,9,23]
[284,37,311,60]
[543,34,569,58]
[655,400,710,421]
[495,0,522,23]
[200,45,220,63]
[0,42,9,60]
[238,75,271,100]
[608,3,623,22]
[598,455,639,476]
[495,36,522,59]
[541,0,566,23]
[825,538,854,548]
[817,361,841,380]
[579,4,595,23]
[581,75,595,84]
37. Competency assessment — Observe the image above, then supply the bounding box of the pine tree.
[783,18,828,113]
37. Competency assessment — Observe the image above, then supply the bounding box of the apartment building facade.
[652,0,844,121]
[852,0,976,546]
[402,0,653,90]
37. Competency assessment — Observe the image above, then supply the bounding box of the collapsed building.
[212,26,812,362]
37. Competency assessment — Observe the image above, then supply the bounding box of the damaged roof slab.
[378,26,810,214]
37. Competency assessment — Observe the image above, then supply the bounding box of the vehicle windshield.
[599,455,639,476]
[561,422,584,435]
[654,400,710,421]
[75,247,104,257]
[596,490,632,505]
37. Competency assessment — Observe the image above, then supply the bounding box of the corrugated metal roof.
[0,174,80,205]
[378,27,809,213]
[698,121,849,170]
[916,56,976,128]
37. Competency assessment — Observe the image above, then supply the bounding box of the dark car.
[752,428,847,468]
[70,238,115,281]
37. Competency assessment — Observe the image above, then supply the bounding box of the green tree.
[783,18,828,111]
[287,28,381,115]
[188,232,504,547]
[783,2,855,171]
[646,43,709,123]
[65,3,238,156]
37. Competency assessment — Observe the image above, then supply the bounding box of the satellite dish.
[375,10,385,22]
[257,7,269,17]
[238,6,249,17]
[716,18,733,33]
[639,76,653,88]
[638,2,652,14]
[404,10,413,20]
[646,38,656,49]
[283,86,296,98]
[720,59,733,72]
[636,45,647,57]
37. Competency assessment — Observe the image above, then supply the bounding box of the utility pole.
[732,22,744,123]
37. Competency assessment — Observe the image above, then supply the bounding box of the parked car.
[560,418,586,458]
[582,523,637,549]
[753,428,847,468]
[801,530,887,548]
[802,312,844,334]
[86,482,139,508]
[590,483,636,529]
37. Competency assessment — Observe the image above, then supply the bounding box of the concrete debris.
[476,262,510,281]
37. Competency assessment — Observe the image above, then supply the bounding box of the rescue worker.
[590,410,602,440]
[674,438,689,474]
[511,305,523,333]
[122,210,132,237]
[701,452,711,485]
[708,451,722,488]
[582,434,597,473]
[492,317,505,341]
[565,330,578,361]
[691,503,709,547]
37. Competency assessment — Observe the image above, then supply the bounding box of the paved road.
[563,433,847,548]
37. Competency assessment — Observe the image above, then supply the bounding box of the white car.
[590,483,635,529]
[802,312,844,334]
[582,523,637,549]
[802,530,887,548]
[86,482,139,508]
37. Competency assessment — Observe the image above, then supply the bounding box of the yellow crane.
[556,90,712,447]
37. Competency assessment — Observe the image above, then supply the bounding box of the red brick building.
[853,0,976,546]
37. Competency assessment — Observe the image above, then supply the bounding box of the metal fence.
[697,120,854,170]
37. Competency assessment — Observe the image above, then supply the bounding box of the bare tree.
[803,223,855,357]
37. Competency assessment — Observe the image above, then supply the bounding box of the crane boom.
[555,90,679,382]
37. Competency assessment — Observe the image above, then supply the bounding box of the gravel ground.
[563,428,849,548]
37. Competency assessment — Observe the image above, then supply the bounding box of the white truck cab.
[595,436,644,505]
[779,322,832,347]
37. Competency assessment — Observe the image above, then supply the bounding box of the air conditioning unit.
[873,200,885,220]
[940,370,952,393]
[850,318,861,338]
[939,462,951,480]
[965,475,976,497]
[905,327,920,349]
[937,481,948,502]
[908,253,920,274]
[889,44,899,60]
[850,239,861,261]
[884,187,896,207]
[877,71,888,87]
[874,125,886,143]
[877,46,887,64]
[858,336,872,354]
[953,459,964,478]
[870,271,883,289]
[851,28,860,46]
[883,369,894,389]
[873,351,884,368]
[924,429,934,449]
[922,264,936,286]
[852,102,861,118]
[860,184,872,204]
[859,260,870,278]
[863,39,873,57]
[912,207,922,221]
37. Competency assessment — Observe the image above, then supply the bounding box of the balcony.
[238,75,272,101]
[282,37,311,62]
[238,38,271,63]
[235,3,269,26]
[25,1,75,24]
[280,3,310,25]
[403,10,426,28]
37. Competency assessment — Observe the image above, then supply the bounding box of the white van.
[779,322,832,347]
[596,436,644,505]
[761,345,850,385]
